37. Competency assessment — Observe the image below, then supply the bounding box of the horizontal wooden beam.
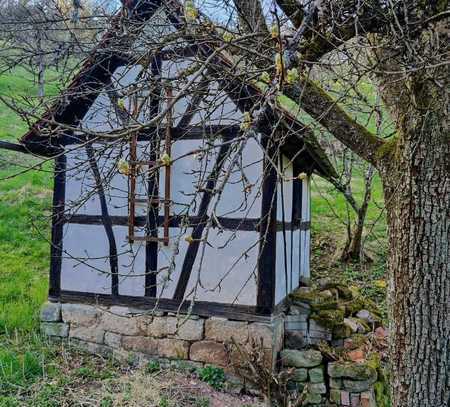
[57,290,271,322]
[62,125,241,146]
[0,141,30,154]
[64,214,310,231]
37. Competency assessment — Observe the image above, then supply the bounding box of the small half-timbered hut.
[18,0,336,328]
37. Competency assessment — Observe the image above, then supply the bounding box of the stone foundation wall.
[40,302,280,371]
[41,281,387,407]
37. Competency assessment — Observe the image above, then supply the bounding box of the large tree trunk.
[380,97,449,407]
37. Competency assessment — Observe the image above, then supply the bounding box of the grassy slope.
[0,68,54,335]
[0,69,387,403]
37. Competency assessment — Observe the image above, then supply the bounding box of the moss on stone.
[328,361,377,381]
[374,380,391,407]
[310,309,345,330]
[290,290,338,311]
[347,334,368,349]
[332,324,353,339]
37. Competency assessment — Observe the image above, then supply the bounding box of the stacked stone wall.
[278,283,387,407]
[40,302,278,371]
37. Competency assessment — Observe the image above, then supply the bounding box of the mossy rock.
[310,309,345,330]
[290,290,338,311]
[316,280,354,301]
[328,361,377,381]
[335,286,353,300]
[345,334,368,349]
[332,324,353,339]
[343,297,368,315]
[367,352,381,371]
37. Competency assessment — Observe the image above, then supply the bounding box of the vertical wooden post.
[49,154,66,301]
[128,132,138,243]
[163,86,173,246]
[256,134,277,314]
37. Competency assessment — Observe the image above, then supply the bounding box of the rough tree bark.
[380,109,449,407]
[374,46,449,406]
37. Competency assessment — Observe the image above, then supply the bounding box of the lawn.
[0,67,54,335]
[0,67,388,404]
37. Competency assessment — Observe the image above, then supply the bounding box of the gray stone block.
[285,330,307,350]
[104,332,122,349]
[41,322,69,338]
[308,382,326,394]
[343,377,376,392]
[205,319,248,344]
[285,321,308,331]
[328,362,377,381]
[350,393,361,407]
[286,314,308,323]
[330,377,343,389]
[70,338,112,357]
[40,302,61,322]
[167,317,204,341]
[289,303,311,314]
[308,329,332,341]
[248,322,273,348]
[70,326,104,344]
[101,311,142,335]
[292,368,308,382]
[280,349,322,368]
[330,389,341,403]
[309,320,332,335]
[62,303,99,326]
[308,366,324,383]
[303,391,322,404]
[122,336,158,355]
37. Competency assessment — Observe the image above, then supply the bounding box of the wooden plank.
[163,87,173,246]
[256,134,277,314]
[60,125,241,146]
[64,214,310,231]
[128,133,138,243]
[58,290,272,322]
[145,54,163,297]
[127,235,170,243]
[49,154,66,300]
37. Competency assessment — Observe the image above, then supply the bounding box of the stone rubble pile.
[279,281,388,406]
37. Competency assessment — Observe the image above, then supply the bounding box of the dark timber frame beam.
[49,154,66,300]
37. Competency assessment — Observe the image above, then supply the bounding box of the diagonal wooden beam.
[173,141,231,301]
[85,144,120,296]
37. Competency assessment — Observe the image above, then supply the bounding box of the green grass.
[0,67,54,335]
